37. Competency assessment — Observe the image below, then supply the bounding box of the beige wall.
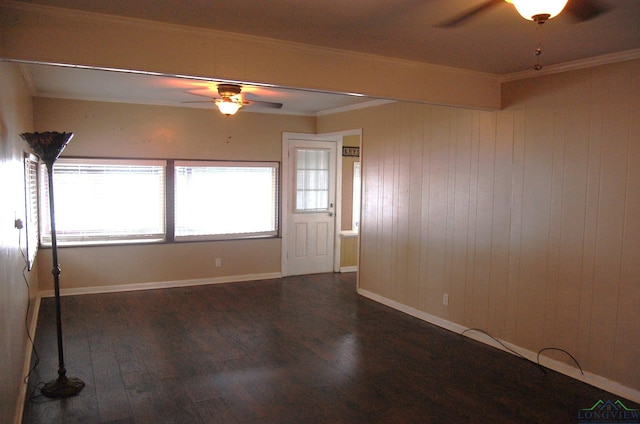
[318,59,640,397]
[34,98,315,290]
[0,62,37,424]
[0,2,500,110]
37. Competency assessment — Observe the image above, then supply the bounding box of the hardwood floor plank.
[23,273,638,423]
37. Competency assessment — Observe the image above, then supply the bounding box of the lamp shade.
[509,0,569,20]
[215,98,242,116]
[20,132,73,167]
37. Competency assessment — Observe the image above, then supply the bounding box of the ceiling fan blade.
[437,0,504,28]
[183,90,217,99]
[181,100,213,104]
[563,0,611,22]
[244,99,283,109]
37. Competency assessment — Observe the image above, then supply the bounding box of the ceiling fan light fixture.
[215,97,242,116]
[507,0,569,22]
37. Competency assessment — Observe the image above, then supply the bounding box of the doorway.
[281,133,340,276]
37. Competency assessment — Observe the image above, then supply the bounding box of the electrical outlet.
[215,258,221,267]
[443,293,449,306]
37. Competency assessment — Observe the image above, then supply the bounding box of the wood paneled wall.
[318,59,640,396]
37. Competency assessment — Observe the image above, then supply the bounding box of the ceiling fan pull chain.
[533,24,543,71]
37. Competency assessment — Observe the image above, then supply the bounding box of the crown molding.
[17,62,36,95]
[501,48,640,83]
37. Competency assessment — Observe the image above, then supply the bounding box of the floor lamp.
[20,131,85,398]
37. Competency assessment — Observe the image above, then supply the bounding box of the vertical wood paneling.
[471,111,497,330]
[542,82,565,351]
[463,111,481,325]
[576,69,605,370]
[614,61,640,386]
[486,111,514,336]
[587,64,632,376]
[515,92,555,349]
[418,106,434,312]
[395,104,412,305]
[423,107,451,312]
[552,72,592,361]
[359,109,384,295]
[449,109,474,323]
[406,104,425,309]
[328,58,640,394]
[381,105,398,299]
[505,108,526,341]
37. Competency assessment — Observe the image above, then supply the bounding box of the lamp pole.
[20,132,85,398]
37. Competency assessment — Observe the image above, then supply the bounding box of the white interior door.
[283,134,339,276]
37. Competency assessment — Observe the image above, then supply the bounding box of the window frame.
[173,159,280,242]
[35,156,281,247]
[39,157,167,247]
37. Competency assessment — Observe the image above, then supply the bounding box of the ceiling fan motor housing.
[217,84,242,98]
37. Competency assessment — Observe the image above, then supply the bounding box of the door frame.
[281,132,341,276]
[281,129,362,277]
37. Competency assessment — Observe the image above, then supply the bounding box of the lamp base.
[41,376,85,398]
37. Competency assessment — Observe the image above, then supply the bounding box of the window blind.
[174,161,279,240]
[24,153,39,269]
[40,158,166,245]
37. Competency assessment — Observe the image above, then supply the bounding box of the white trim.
[17,63,36,96]
[357,288,640,404]
[340,266,358,273]
[501,48,640,83]
[15,296,41,424]
[39,272,282,297]
[281,132,341,277]
[333,135,343,273]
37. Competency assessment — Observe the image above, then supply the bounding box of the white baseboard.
[340,266,358,273]
[15,295,41,424]
[40,272,283,298]
[357,288,640,405]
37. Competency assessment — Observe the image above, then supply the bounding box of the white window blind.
[174,161,279,240]
[40,158,166,245]
[24,153,39,269]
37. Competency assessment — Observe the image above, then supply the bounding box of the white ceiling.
[22,64,385,116]
[12,0,640,114]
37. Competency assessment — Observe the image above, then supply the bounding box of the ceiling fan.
[184,83,283,116]
[439,0,611,27]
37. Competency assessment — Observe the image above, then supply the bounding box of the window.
[23,153,39,269]
[295,148,330,212]
[352,161,361,232]
[40,158,166,245]
[174,161,279,240]
[36,157,279,246]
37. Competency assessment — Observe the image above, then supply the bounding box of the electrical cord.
[18,226,45,400]
[537,347,584,375]
[461,327,584,377]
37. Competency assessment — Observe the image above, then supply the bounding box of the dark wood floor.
[23,272,637,423]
